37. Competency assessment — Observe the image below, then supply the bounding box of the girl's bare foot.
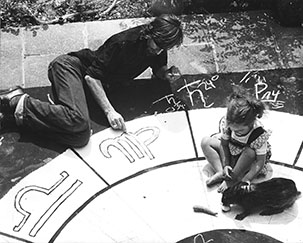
[217,179,236,193]
[217,180,228,193]
[206,171,224,186]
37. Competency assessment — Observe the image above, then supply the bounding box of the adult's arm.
[85,75,126,132]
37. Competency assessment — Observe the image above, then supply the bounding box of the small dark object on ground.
[221,177,301,220]
[193,205,218,216]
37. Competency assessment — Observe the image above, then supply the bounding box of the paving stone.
[269,19,303,68]
[181,14,210,45]
[169,44,217,74]
[0,30,23,89]
[24,54,58,88]
[170,68,303,115]
[86,18,148,50]
[205,11,282,72]
[24,22,86,56]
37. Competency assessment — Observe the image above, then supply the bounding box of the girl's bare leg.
[201,136,225,186]
[232,147,256,181]
[218,147,256,192]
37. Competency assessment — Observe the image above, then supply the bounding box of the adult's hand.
[106,110,127,132]
[164,65,181,81]
[85,75,127,133]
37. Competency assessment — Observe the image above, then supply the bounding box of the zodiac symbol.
[99,127,160,163]
[14,172,82,237]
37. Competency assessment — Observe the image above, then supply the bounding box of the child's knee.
[201,136,212,149]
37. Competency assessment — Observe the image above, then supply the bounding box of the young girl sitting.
[201,85,271,193]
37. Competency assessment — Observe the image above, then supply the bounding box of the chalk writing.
[177,75,219,108]
[255,82,285,109]
[152,94,186,112]
[14,171,82,237]
[240,71,285,109]
[194,233,214,243]
[99,127,160,163]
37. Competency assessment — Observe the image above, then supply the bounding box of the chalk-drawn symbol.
[255,82,285,109]
[152,94,186,112]
[13,171,82,237]
[239,71,285,109]
[194,233,214,243]
[177,76,217,108]
[99,127,160,163]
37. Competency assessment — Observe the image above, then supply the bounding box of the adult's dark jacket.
[68,25,167,87]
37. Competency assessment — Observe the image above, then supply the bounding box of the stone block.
[24,22,86,56]
[181,14,210,45]
[0,30,23,88]
[270,20,303,68]
[86,18,148,50]
[205,11,281,72]
[169,44,217,74]
[24,54,58,88]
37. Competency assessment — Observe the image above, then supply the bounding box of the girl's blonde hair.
[226,85,267,126]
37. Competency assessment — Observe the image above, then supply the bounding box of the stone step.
[0,10,303,89]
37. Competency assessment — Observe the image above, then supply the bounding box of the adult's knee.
[72,128,91,147]
[68,115,91,147]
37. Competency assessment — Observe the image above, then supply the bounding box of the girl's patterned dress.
[213,116,272,176]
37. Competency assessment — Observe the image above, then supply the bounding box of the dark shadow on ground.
[177,229,282,243]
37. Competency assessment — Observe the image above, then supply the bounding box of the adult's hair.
[142,14,183,50]
[226,85,267,126]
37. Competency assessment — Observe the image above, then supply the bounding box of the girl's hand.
[223,165,233,179]
[106,110,127,132]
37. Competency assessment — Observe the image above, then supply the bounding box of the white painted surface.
[0,109,302,243]
[261,110,303,165]
[188,107,226,158]
[75,111,196,184]
[0,149,107,242]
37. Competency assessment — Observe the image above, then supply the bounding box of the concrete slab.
[1,107,302,242]
[168,44,218,74]
[204,11,282,72]
[269,19,303,68]
[170,68,303,115]
[75,111,196,184]
[0,30,24,88]
[108,160,216,243]
[188,108,226,158]
[1,11,303,243]
[0,149,107,242]
[56,189,165,243]
[261,111,303,165]
[24,22,86,56]
[86,18,147,50]
[24,54,57,87]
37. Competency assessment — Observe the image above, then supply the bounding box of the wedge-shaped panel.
[56,189,166,243]
[0,149,107,243]
[75,111,196,184]
[262,111,303,165]
[188,108,226,158]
